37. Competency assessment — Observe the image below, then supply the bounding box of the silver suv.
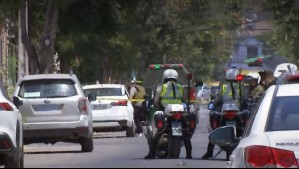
[13,73,93,152]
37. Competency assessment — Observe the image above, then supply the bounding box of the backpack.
[134,85,146,100]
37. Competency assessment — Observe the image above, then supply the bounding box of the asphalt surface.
[23,104,228,168]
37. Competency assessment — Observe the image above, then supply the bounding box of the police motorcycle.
[208,68,247,159]
[142,73,196,159]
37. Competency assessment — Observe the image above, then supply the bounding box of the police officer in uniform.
[202,68,243,160]
[144,69,192,159]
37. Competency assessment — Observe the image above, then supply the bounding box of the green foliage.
[1,0,246,84]
[262,0,299,64]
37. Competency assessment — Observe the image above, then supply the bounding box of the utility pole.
[18,1,28,81]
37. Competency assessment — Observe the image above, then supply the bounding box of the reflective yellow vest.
[160,81,183,107]
[221,84,241,102]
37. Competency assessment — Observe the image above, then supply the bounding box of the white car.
[210,84,299,168]
[196,85,211,101]
[83,84,135,137]
[13,74,93,152]
[0,83,24,168]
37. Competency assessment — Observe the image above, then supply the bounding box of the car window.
[266,96,299,131]
[18,79,77,98]
[84,88,122,97]
[243,94,265,137]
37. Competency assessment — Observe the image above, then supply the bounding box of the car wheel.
[5,151,23,168]
[80,136,94,152]
[126,122,136,137]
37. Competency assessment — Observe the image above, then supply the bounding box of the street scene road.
[24,104,227,168]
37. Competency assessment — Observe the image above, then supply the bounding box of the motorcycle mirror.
[208,103,214,110]
[209,126,237,147]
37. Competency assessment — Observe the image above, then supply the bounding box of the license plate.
[172,122,182,136]
[226,120,236,127]
[93,104,108,110]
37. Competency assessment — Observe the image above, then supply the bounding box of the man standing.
[129,80,143,136]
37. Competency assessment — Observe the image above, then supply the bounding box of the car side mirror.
[209,126,238,147]
[13,96,23,108]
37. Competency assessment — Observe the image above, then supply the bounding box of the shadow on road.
[130,157,228,162]
[25,150,82,155]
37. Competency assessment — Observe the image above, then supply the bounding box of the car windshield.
[18,79,77,98]
[211,86,219,91]
[266,96,299,131]
[84,88,122,97]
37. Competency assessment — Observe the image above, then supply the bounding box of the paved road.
[24,104,228,168]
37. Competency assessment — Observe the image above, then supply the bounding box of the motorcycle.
[207,68,247,159]
[142,103,196,159]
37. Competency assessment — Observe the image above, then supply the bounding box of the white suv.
[0,82,23,168]
[13,73,93,152]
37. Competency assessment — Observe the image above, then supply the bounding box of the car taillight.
[78,98,88,114]
[245,145,299,168]
[111,100,127,106]
[0,103,13,111]
[172,112,183,120]
[224,111,238,119]
[0,139,12,150]
[189,87,196,101]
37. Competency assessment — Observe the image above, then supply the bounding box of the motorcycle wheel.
[156,148,168,159]
[168,136,181,159]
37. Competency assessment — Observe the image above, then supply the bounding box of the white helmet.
[225,67,240,81]
[162,69,178,81]
[247,72,261,84]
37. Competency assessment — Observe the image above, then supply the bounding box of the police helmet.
[225,67,240,82]
[247,72,261,84]
[162,69,178,82]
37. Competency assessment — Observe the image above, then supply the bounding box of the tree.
[1,0,247,84]
[262,0,299,64]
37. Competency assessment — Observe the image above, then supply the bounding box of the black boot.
[201,142,215,159]
[144,138,156,159]
[144,153,155,159]
[184,138,192,159]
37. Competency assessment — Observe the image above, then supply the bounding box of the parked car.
[0,82,23,168]
[13,73,93,152]
[82,84,136,137]
[210,84,299,168]
[196,85,210,101]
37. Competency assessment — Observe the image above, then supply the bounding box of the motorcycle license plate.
[172,122,182,136]
[226,121,236,127]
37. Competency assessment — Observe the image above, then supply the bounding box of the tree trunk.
[20,0,41,74]
[39,0,59,74]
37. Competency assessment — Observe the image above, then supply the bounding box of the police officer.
[144,69,192,159]
[246,72,265,102]
[202,68,243,160]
